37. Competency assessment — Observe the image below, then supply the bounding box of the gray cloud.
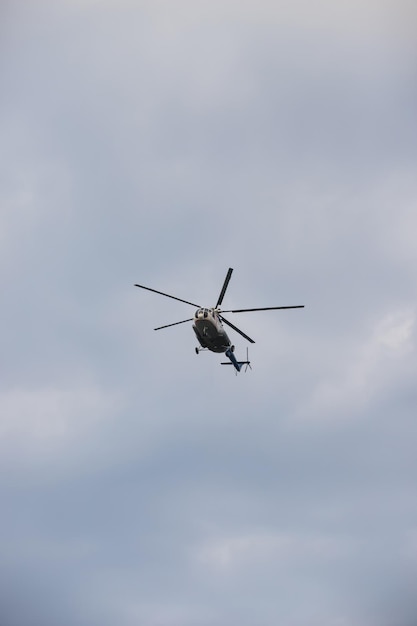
[1,1,416,624]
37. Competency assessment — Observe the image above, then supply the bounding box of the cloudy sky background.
[1,1,417,624]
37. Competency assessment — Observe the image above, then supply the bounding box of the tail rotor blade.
[245,347,252,372]
[215,268,233,308]
[220,315,255,344]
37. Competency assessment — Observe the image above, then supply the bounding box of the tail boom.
[222,348,251,372]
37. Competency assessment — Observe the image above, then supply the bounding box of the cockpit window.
[203,308,208,318]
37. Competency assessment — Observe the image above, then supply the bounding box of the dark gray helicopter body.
[135,268,303,372]
[193,308,230,352]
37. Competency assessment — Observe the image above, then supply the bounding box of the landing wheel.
[231,345,235,352]
[195,347,199,355]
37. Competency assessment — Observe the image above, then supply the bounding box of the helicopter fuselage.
[192,308,231,353]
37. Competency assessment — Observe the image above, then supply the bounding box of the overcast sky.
[1,1,417,625]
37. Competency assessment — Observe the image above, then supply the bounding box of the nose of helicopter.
[195,308,211,319]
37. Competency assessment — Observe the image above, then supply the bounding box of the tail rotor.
[221,347,252,373]
[244,347,252,372]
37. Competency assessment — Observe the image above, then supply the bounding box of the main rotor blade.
[215,268,233,308]
[221,305,305,313]
[220,315,255,344]
[154,318,193,330]
[134,284,200,308]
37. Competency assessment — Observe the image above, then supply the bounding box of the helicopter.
[134,268,304,372]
